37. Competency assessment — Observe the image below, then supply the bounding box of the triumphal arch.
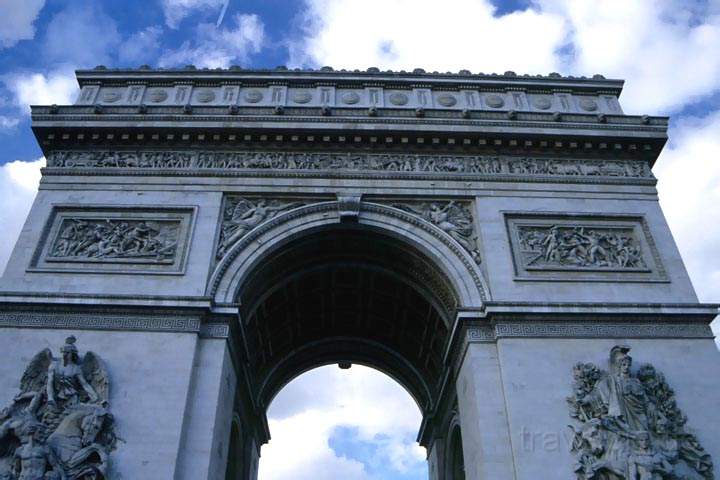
[0,66,719,479]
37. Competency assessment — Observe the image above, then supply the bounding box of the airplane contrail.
[216,0,230,27]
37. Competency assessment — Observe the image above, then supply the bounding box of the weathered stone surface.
[1,67,717,480]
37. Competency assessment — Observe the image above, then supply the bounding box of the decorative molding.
[199,322,230,338]
[493,322,713,339]
[337,194,362,222]
[466,326,496,342]
[464,323,713,343]
[76,85,624,114]
[0,311,202,333]
[74,67,623,94]
[30,206,195,275]
[44,150,655,185]
[505,213,667,282]
[0,310,234,338]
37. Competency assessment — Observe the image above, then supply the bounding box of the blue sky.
[1,1,720,479]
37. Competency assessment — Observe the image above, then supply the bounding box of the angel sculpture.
[217,198,304,259]
[0,336,116,480]
[394,201,481,263]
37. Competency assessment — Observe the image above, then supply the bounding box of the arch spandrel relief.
[210,199,489,308]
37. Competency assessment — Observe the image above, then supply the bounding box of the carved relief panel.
[31,206,195,274]
[45,150,654,185]
[505,213,667,282]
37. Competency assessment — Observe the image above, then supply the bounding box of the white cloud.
[291,0,720,115]
[41,3,121,67]
[0,0,45,49]
[6,69,78,113]
[0,158,44,275]
[290,0,566,75]
[538,0,720,114]
[118,26,164,66]
[0,115,20,130]
[161,0,228,29]
[260,365,426,480]
[159,13,265,68]
[654,110,720,304]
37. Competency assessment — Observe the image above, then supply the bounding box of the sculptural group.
[0,337,116,480]
[519,225,645,270]
[50,218,178,261]
[568,346,712,479]
[46,150,653,181]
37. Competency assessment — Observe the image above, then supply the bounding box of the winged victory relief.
[0,336,117,480]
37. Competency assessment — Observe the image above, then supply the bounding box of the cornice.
[31,107,667,162]
[31,106,667,134]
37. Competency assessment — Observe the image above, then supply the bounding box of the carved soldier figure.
[51,221,84,258]
[120,221,156,254]
[12,422,64,480]
[46,337,99,409]
[626,431,672,480]
[542,225,562,263]
[586,230,610,266]
[562,228,590,265]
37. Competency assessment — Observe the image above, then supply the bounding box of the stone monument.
[0,66,718,479]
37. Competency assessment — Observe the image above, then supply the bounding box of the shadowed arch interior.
[237,225,457,416]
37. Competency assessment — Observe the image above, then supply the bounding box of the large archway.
[212,202,486,479]
[239,225,455,416]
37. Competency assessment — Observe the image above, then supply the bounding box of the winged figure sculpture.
[0,336,116,480]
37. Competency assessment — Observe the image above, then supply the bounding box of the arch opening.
[258,365,428,480]
[237,224,457,420]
